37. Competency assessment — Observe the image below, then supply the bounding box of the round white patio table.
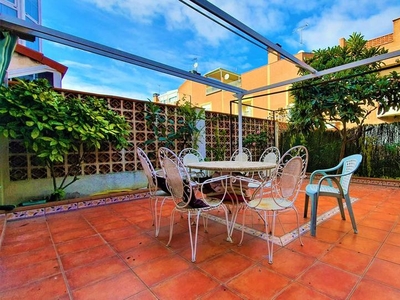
[185,160,276,172]
[186,160,276,240]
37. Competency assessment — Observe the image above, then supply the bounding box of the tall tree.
[289,32,400,160]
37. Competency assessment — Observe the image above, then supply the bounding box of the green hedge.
[280,122,400,179]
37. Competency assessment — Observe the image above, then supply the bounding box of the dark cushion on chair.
[183,183,209,208]
[189,198,209,208]
[159,174,208,208]
[156,175,171,195]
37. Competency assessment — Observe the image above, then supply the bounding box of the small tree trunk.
[339,123,347,162]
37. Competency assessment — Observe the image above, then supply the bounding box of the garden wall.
[0,89,276,205]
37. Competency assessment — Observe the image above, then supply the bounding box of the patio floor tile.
[298,262,360,299]
[197,251,254,282]
[365,258,400,289]
[226,264,291,299]
[151,268,219,299]
[0,274,69,300]
[337,233,382,256]
[1,182,400,298]
[0,259,61,291]
[71,270,147,300]
[55,234,106,255]
[319,246,373,275]
[60,244,116,270]
[376,243,400,265]
[133,254,192,287]
[65,255,130,290]
[275,282,332,300]
[351,278,400,300]
[260,247,316,279]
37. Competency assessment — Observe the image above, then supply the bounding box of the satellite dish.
[224,73,230,80]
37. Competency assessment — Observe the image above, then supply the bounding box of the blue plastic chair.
[304,154,363,236]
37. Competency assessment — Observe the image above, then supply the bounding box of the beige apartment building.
[177,17,400,124]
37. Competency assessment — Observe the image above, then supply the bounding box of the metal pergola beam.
[183,0,318,74]
[0,14,246,95]
[246,50,400,95]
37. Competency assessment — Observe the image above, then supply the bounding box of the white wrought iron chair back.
[178,148,206,178]
[136,147,172,237]
[230,147,252,162]
[136,147,158,195]
[179,148,204,163]
[159,147,193,209]
[271,146,307,203]
[258,146,281,181]
[339,157,361,194]
[236,145,308,264]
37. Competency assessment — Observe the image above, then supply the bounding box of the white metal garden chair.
[158,147,231,262]
[236,145,309,264]
[136,147,173,237]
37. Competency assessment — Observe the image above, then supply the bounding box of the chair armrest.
[309,170,329,184]
[231,175,272,200]
[316,173,348,196]
[317,174,340,186]
[196,174,231,206]
[317,169,357,183]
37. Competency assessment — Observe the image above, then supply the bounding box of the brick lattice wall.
[8,90,276,181]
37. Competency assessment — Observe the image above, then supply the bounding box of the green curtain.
[0,31,18,84]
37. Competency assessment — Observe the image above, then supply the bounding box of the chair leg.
[310,194,318,236]
[203,213,209,233]
[336,197,346,220]
[155,196,167,237]
[149,197,155,226]
[292,206,304,247]
[166,209,177,247]
[257,212,273,234]
[187,210,201,262]
[220,204,232,243]
[266,211,276,264]
[154,197,159,237]
[304,194,310,218]
[344,194,358,234]
[239,206,248,245]
[227,203,242,239]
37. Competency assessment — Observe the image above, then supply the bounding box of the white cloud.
[301,0,400,51]
[59,54,183,100]
[76,0,400,52]
[59,60,93,69]
[80,0,175,23]
[62,74,148,100]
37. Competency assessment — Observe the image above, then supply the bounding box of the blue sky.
[41,0,400,101]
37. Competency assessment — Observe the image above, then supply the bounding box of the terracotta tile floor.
[1,182,400,299]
